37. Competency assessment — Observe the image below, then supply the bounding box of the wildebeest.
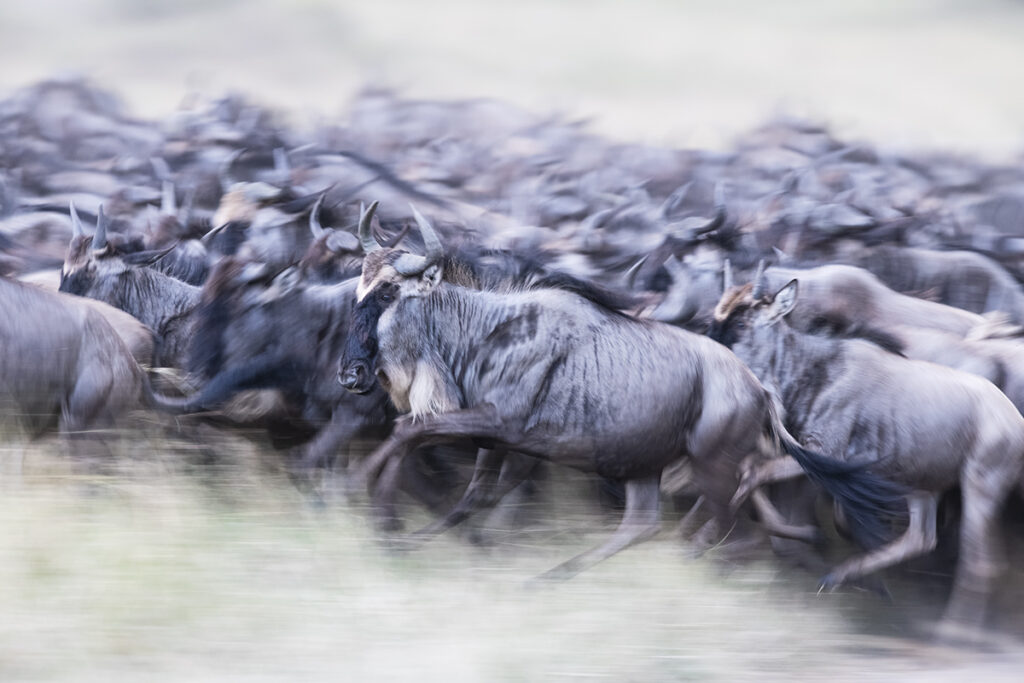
[710,275,1024,631]
[145,256,391,472]
[0,275,146,439]
[59,204,201,368]
[338,204,904,577]
[860,246,1024,323]
[727,261,986,340]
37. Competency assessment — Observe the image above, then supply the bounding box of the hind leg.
[941,471,1012,630]
[821,491,937,589]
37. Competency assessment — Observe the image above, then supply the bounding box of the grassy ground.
[1,433,1024,681]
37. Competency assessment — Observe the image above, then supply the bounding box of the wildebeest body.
[0,276,144,435]
[714,279,1024,630]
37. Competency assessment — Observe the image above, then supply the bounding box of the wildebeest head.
[340,202,445,394]
[59,203,167,296]
[707,260,798,348]
[355,202,445,302]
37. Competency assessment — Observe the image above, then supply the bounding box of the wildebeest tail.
[145,356,292,414]
[766,400,907,549]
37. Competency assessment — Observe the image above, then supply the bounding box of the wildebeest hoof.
[818,572,843,593]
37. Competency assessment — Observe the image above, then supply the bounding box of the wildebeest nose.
[338,361,367,391]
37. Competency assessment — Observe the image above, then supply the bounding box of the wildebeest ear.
[121,246,174,267]
[766,279,798,321]
[421,262,443,290]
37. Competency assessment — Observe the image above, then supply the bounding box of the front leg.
[356,405,511,529]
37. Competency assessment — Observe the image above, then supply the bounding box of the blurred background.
[4,1,1024,681]
[3,0,1024,157]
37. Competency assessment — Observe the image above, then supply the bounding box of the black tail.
[767,402,907,549]
[146,357,293,414]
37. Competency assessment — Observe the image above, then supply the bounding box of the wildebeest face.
[338,280,397,394]
[59,202,168,296]
[708,279,798,349]
[355,202,445,302]
[342,202,446,393]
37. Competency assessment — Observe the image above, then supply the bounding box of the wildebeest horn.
[273,147,290,178]
[723,258,734,291]
[410,204,443,261]
[162,181,176,215]
[310,195,326,239]
[359,201,382,253]
[623,254,649,291]
[92,205,109,251]
[751,259,767,299]
[70,201,84,237]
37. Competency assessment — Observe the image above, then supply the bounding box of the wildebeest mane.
[807,312,906,357]
[528,271,637,316]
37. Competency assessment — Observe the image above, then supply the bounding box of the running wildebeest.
[0,275,146,440]
[710,274,1024,632]
[717,261,988,340]
[338,203,905,578]
[59,203,201,368]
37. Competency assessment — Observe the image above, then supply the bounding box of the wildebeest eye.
[379,290,395,303]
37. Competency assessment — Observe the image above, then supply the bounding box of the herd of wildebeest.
[6,78,1024,640]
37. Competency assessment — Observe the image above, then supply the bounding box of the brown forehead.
[713,283,755,321]
[64,235,94,268]
[357,250,407,299]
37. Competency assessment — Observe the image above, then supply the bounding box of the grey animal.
[0,275,146,438]
[859,246,1024,324]
[711,276,1024,631]
[59,204,201,368]
[733,262,985,339]
[338,204,904,578]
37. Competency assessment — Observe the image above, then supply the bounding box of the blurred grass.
[2,1,1024,156]
[0,435,1023,681]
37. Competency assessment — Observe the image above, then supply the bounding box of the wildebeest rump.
[339,205,905,578]
[0,275,146,438]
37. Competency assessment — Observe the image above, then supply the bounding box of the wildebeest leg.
[356,406,506,529]
[941,470,1012,630]
[409,449,539,542]
[534,475,662,581]
[749,489,822,544]
[820,491,937,590]
[294,405,369,472]
[730,455,806,510]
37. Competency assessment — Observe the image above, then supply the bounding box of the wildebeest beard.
[338,282,397,394]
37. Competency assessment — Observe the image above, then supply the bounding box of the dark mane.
[807,312,905,356]
[529,271,638,317]
[186,257,243,378]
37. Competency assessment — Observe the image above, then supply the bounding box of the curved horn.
[92,205,109,251]
[751,259,768,299]
[723,258,734,291]
[623,254,649,291]
[359,201,382,253]
[179,186,195,226]
[273,147,290,179]
[410,204,443,261]
[70,201,84,237]
[162,181,176,215]
[310,195,326,239]
[219,149,244,193]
